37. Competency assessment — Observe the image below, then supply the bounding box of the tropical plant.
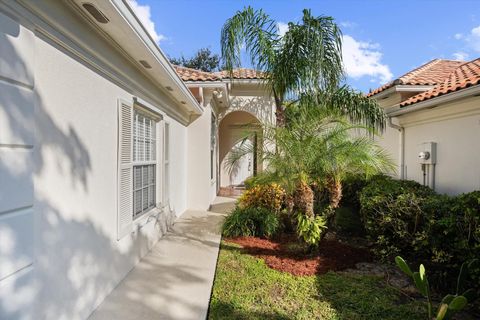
[395,256,478,320]
[296,214,327,246]
[239,183,286,213]
[226,107,394,227]
[222,206,280,238]
[221,7,385,129]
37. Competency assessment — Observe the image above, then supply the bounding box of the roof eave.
[370,84,435,99]
[388,84,480,117]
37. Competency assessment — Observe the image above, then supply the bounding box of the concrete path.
[88,197,236,320]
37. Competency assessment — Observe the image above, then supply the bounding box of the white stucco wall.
[0,2,189,319]
[399,97,480,194]
[187,102,217,210]
[0,9,36,319]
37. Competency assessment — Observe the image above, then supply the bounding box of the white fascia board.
[98,0,202,116]
[388,85,480,117]
[184,81,228,89]
[371,85,435,100]
[222,79,265,85]
[395,85,435,92]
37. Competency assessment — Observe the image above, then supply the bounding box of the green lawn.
[208,241,425,320]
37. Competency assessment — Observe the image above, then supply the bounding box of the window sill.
[133,206,163,229]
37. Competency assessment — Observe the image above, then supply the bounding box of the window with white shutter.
[118,101,161,240]
[163,122,170,206]
[132,110,158,219]
[117,101,134,239]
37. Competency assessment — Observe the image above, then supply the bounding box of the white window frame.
[210,112,217,183]
[132,108,161,220]
[163,121,170,208]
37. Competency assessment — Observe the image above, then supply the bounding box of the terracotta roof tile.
[173,66,265,82]
[173,65,220,82]
[367,59,464,97]
[215,68,267,80]
[400,58,480,107]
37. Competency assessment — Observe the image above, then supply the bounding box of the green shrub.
[359,175,435,259]
[334,206,364,235]
[296,214,327,247]
[239,183,286,213]
[360,176,480,294]
[426,192,480,290]
[244,175,260,190]
[222,206,280,238]
[340,174,368,210]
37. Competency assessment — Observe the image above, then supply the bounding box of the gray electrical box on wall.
[418,142,437,164]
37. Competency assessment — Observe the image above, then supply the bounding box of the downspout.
[387,117,405,179]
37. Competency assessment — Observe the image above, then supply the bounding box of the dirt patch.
[225,235,372,276]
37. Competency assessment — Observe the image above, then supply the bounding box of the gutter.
[387,117,405,179]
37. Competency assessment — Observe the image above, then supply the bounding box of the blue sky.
[129,0,480,93]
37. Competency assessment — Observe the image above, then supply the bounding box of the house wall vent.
[139,60,152,69]
[82,3,109,24]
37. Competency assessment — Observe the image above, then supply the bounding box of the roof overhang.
[372,84,435,100]
[387,84,480,117]
[70,0,202,118]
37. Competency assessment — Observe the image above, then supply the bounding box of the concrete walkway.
[89,197,236,320]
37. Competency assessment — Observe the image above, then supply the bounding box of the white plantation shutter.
[163,122,170,206]
[117,102,133,240]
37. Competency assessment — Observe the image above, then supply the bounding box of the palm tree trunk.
[294,179,314,218]
[324,178,342,228]
[273,90,285,127]
[327,178,343,210]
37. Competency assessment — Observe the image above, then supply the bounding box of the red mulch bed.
[225,235,372,276]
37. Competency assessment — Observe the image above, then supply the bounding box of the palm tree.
[221,7,385,130]
[225,106,394,224]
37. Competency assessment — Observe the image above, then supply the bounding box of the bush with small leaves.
[222,206,280,238]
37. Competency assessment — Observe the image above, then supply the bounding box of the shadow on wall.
[220,95,274,126]
[0,22,92,192]
[0,15,169,319]
[1,197,183,319]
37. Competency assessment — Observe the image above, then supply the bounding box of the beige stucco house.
[369,58,480,194]
[0,1,274,319]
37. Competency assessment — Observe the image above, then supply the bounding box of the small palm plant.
[395,256,478,320]
[225,107,394,245]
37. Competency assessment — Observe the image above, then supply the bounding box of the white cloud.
[277,22,289,37]
[472,26,480,37]
[128,0,166,44]
[452,51,469,61]
[342,35,393,84]
[454,25,480,53]
[340,21,357,29]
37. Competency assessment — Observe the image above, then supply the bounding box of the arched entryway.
[219,110,262,190]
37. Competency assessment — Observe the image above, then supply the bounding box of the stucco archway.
[218,110,263,189]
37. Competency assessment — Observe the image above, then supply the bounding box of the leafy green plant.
[222,206,280,238]
[339,174,368,210]
[395,256,478,320]
[238,183,286,213]
[359,175,435,260]
[296,214,327,246]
